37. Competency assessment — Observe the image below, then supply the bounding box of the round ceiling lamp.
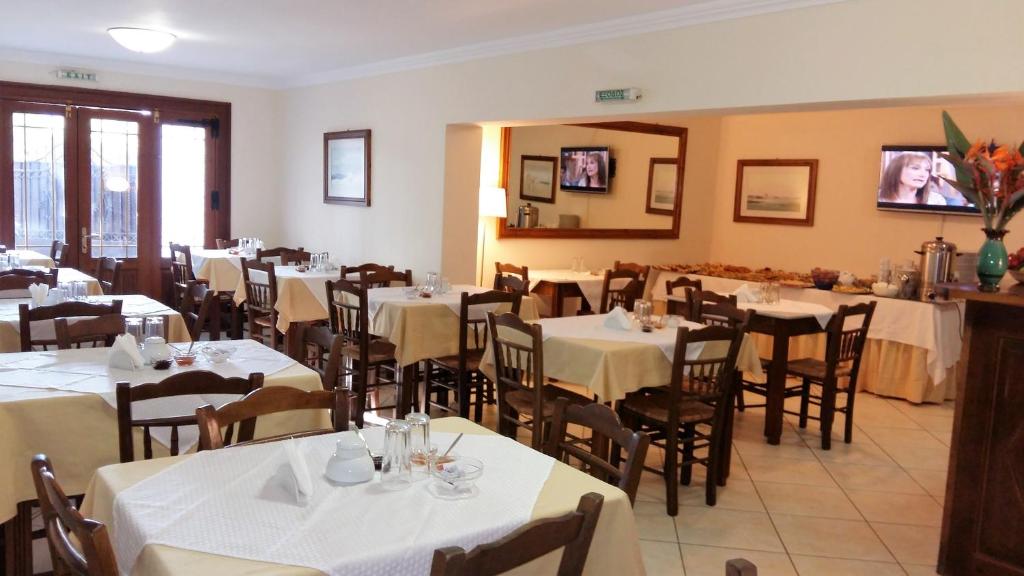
[107,27,177,53]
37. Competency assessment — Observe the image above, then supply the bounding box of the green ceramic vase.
[977,228,1009,292]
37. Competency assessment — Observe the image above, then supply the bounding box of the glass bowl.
[200,344,236,364]
[428,454,483,499]
[173,351,197,366]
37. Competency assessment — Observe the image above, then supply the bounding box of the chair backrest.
[31,455,119,576]
[430,492,604,576]
[456,290,522,371]
[544,398,650,505]
[179,282,218,341]
[493,262,530,294]
[94,257,122,295]
[19,300,123,351]
[668,325,746,413]
[255,246,303,264]
[282,249,313,265]
[340,262,394,277]
[169,243,194,309]
[665,276,702,296]
[486,311,547,446]
[241,259,278,316]
[197,386,350,450]
[326,277,370,346]
[358,267,413,288]
[300,324,346,391]
[692,289,739,326]
[665,276,702,320]
[599,268,646,313]
[0,268,57,294]
[116,371,263,462]
[54,314,126,350]
[215,238,239,249]
[50,240,68,267]
[824,301,877,384]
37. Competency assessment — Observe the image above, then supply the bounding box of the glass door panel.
[160,124,206,256]
[88,117,139,259]
[12,112,66,252]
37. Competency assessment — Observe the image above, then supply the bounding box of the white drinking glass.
[144,316,165,340]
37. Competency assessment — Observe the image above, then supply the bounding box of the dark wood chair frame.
[241,259,282,349]
[54,314,126,350]
[168,242,198,310]
[493,262,530,295]
[598,265,650,314]
[430,492,604,576]
[0,268,57,292]
[116,371,264,462]
[255,246,304,264]
[93,257,122,295]
[215,238,239,249]
[18,300,123,352]
[49,241,67,268]
[345,266,412,288]
[179,282,221,341]
[665,276,702,319]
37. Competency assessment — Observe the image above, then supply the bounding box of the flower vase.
[977,228,1009,292]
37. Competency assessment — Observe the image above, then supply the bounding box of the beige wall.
[0,59,285,244]
[506,125,677,229]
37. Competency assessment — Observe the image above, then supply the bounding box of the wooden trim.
[323,129,371,207]
[497,122,687,240]
[518,155,557,204]
[733,159,818,226]
[645,157,678,216]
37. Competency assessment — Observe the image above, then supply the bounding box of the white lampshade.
[108,27,177,53]
[479,186,507,218]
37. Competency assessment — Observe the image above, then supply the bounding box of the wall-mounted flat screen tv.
[560,147,610,193]
[877,145,979,215]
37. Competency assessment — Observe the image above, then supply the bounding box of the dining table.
[80,417,643,576]
[232,265,339,355]
[0,339,328,575]
[529,269,607,317]
[0,294,189,353]
[17,266,104,296]
[190,248,248,293]
[3,249,55,268]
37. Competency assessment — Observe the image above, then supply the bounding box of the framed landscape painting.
[519,155,557,203]
[733,159,817,225]
[645,157,679,215]
[324,129,371,206]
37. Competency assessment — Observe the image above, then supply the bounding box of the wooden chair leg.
[735,385,746,412]
[472,373,484,423]
[798,377,812,428]
[13,501,32,576]
[680,424,694,486]
[665,422,680,516]
[819,379,837,451]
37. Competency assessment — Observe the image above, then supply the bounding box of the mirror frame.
[497,121,687,239]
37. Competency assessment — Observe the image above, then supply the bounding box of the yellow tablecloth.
[233,267,338,333]
[0,295,189,352]
[0,350,326,524]
[8,249,54,268]
[190,249,246,293]
[81,417,643,576]
[8,267,103,297]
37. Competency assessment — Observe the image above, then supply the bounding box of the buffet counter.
[650,271,963,403]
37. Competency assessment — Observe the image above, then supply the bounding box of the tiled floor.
[631,391,952,575]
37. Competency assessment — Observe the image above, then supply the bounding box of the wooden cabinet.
[939,285,1024,575]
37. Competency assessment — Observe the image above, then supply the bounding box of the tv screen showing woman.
[560,147,609,193]
[877,146,978,215]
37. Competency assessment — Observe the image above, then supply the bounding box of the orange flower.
[966,139,988,160]
[990,145,1015,171]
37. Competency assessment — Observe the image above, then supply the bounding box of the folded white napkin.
[732,283,759,304]
[603,306,633,331]
[275,439,314,506]
[28,283,49,307]
[108,334,147,370]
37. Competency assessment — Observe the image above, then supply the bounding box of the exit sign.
[56,69,97,82]
[595,88,642,103]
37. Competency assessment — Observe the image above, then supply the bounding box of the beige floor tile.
[634,500,680,543]
[743,455,837,487]
[810,438,898,467]
[771,514,893,562]
[790,555,906,576]
[904,468,948,501]
[850,400,923,430]
[755,482,861,520]
[734,435,817,461]
[902,564,940,575]
[859,427,950,471]
[639,540,686,575]
[679,476,765,512]
[823,462,928,495]
[637,471,669,504]
[871,522,941,565]
[674,507,785,552]
[680,545,796,576]
[846,491,943,527]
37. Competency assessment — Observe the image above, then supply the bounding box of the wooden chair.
[49,240,68,268]
[665,276,702,319]
[255,246,303,265]
[18,300,123,351]
[179,282,221,341]
[54,315,126,350]
[215,238,239,249]
[241,259,282,349]
[493,262,530,295]
[349,267,412,288]
[94,257,122,295]
[326,277,402,427]
[544,398,650,505]
[197,386,350,450]
[168,242,197,310]
[30,455,118,576]
[115,372,264,462]
[486,312,590,449]
[340,262,394,277]
[787,301,877,449]
[692,289,739,326]
[0,268,57,294]
[618,324,746,515]
[597,268,646,313]
[282,249,313,265]
[425,290,522,422]
[430,492,604,576]
[300,324,347,391]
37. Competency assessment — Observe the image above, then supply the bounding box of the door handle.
[81,227,100,254]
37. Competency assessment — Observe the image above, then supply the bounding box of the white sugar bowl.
[142,337,170,364]
[325,431,375,485]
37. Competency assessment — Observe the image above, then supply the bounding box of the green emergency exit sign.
[595,88,642,103]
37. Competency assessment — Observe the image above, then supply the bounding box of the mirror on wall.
[498,121,687,239]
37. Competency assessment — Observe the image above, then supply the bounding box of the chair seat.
[253,316,274,328]
[786,357,852,383]
[505,385,590,419]
[619,393,716,424]
[431,349,484,373]
[342,339,397,364]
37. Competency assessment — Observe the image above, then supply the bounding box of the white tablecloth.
[538,313,707,361]
[530,269,607,310]
[367,285,490,321]
[7,249,55,268]
[190,249,247,293]
[112,430,554,576]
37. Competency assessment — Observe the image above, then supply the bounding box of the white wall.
[0,59,285,243]
[277,0,1024,279]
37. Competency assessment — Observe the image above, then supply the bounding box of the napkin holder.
[732,284,759,304]
[273,439,314,506]
[28,283,49,307]
[603,306,633,331]
[108,334,147,370]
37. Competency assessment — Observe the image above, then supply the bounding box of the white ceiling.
[0,0,842,88]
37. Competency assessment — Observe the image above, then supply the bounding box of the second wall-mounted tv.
[877,145,979,215]
[560,147,610,193]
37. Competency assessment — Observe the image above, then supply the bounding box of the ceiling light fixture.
[107,27,177,53]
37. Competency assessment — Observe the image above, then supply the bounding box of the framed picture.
[324,129,371,206]
[733,159,818,225]
[519,155,557,203]
[645,157,680,215]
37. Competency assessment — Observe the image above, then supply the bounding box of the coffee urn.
[916,236,958,301]
[517,202,539,228]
